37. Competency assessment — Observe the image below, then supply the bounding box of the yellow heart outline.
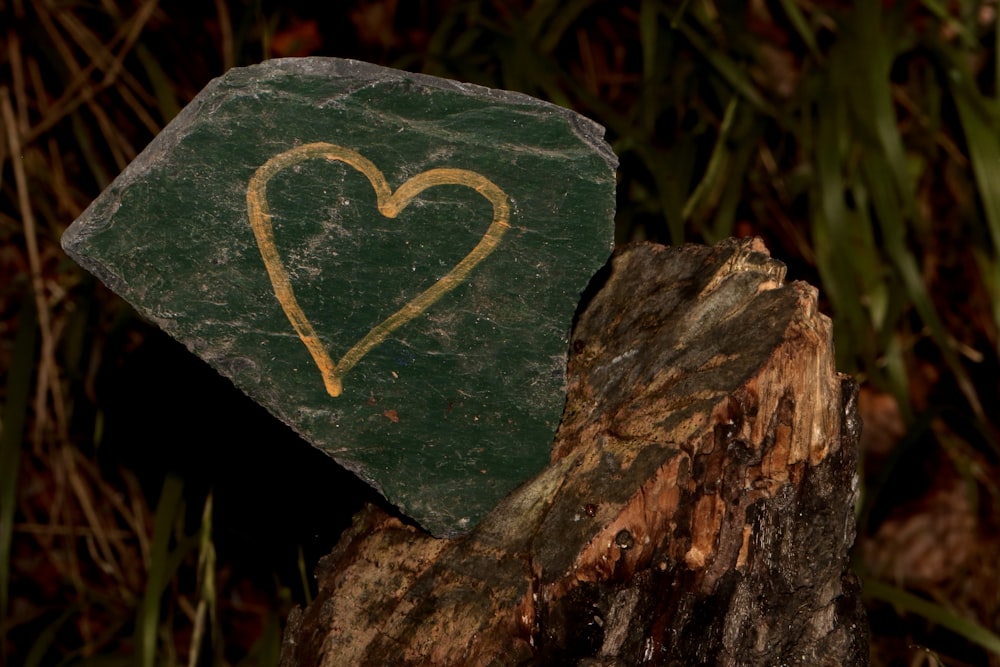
[247,142,511,398]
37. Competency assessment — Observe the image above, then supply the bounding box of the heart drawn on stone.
[246,142,511,398]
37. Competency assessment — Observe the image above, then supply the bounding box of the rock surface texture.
[61,57,617,537]
[279,239,869,666]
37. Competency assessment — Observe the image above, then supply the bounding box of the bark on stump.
[279,239,869,666]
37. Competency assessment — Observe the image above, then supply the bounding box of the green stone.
[62,57,617,536]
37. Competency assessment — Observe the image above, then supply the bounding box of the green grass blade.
[777,0,821,60]
[0,297,37,662]
[812,78,855,340]
[671,16,774,117]
[862,156,984,419]
[135,475,185,667]
[829,4,984,417]
[425,2,478,74]
[709,133,755,240]
[845,184,891,363]
[71,110,114,189]
[551,72,690,242]
[521,0,559,43]
[668,0,694,29]
[23,606,78,667]
[918,0,977,48]
[846,2,912,205]
[188,492,218,667]
[639,0,659,80]
[682,96,739,224]
[639,141,693,244]
[949,65,1000,352]
[297,544,313,608]
[135,44,181,125]
[864,577,1000,656]
[537,0,595,55]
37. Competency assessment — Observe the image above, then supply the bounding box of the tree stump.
[279,238,869,666]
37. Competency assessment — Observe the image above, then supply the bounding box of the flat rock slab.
[62,57,616,536]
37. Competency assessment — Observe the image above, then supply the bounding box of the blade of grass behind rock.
[187,493,218,667]
[0,297,37,661]
[812,77,865,362]
[22,606,79,667]
[534,0,595,56]
[681,96,739,231]
[639,0,659,83]
[670,7,774,118]
[553,70,690,242]
[844,183,892,376]
[135,45,182,125]
[683,97,763,242]
[839,1,985,420]
[918,0,978,49]
[846,2,912,205]
[863,153,985,420]
[863,578,1000,656]
[776,0,821,61]
[948,53,1000,360]
[136,476,185,667]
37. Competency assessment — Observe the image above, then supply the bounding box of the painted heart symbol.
[247,142,510,398]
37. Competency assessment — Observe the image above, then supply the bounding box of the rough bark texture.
[279,239,869,666]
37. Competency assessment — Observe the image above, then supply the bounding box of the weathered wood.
[60,57,617,537]
[279,238,868,666]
